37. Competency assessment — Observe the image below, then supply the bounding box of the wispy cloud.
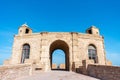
[0,46,12,54]
[0,31,15,36]
[0,31,14,44]
[0,49,11,53]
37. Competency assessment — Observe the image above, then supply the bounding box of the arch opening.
[52,49,65,70]
[50,40,70,71]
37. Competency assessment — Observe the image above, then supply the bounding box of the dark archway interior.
[50,40,69,71]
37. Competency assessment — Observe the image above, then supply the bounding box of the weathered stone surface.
[4,24,110,72]
[0,64,31,80]
[59,64,65,69]
[15,71,100,80]
[52,64,57,69]
[87,65,120,80]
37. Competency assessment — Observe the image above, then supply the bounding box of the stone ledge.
[0,64,31,70]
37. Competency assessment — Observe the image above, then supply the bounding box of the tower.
[18,23,32,36]
[86,25,100,35]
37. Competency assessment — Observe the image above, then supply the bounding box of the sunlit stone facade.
[5,24,110,71]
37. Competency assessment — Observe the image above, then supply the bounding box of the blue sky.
[52,49,65,66]
[0,0,120,66]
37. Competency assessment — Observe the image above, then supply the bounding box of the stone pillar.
[40,32,51,71]
[71,32,79,71]
[82,59,94,74]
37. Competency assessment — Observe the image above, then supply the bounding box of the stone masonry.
[87,64,120,80]
[0,64,31,80]
[4,24,110,72]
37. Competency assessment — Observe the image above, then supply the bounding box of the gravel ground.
[15,71,100,80]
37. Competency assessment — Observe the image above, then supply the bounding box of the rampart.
[87,65,120,80]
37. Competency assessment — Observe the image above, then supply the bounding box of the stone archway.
[50,40,70,71]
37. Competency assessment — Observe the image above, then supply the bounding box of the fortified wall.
[87,65,120,80]
[2,24,120,80]
[4,24,108,71]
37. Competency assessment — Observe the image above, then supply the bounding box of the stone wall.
[59,64,65,69]
[52,64,57,69]
[8,25,107,71]
[87,65,120,80]
[0,64,31,80]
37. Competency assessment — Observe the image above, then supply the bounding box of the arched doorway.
[50,40,69,71]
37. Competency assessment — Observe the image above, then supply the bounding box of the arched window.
[25,29,29,34]
[88,45,97,63]
[21,44,30,63]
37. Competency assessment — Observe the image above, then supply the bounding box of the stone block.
[59,64,65,69]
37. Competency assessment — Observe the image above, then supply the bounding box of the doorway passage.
[50,40,70,71]
[52,49,65,70]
